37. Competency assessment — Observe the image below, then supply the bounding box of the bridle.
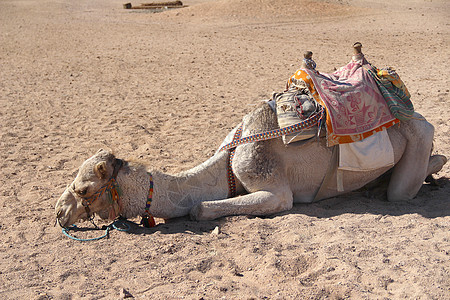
[78,158,124,226]
[72,158,156,228]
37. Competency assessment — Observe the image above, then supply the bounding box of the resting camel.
[55,47,447,228]
[55,103,447,227]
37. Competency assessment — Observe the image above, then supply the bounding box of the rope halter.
[78,158,124,222]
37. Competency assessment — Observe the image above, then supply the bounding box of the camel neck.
[149,150,230,219]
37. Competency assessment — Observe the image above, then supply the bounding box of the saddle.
[274,81,324,144]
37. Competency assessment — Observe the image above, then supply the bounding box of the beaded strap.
[227,124,244,197]
[222,107,324,198]
[219,106,324,152]
[141,174,156,228]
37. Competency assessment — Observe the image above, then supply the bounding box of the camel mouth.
[55,187,112,227]
[55,199,90,228]
[55,215,70,228]
[56,211,90,228]
[55,208,66,227]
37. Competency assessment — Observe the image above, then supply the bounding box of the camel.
[55,44,447,227]
[55,102,447,227]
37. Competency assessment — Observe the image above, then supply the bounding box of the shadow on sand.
[62,177,449,240]
[122,177,450,236]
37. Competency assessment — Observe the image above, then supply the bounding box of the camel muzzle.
[55,187,89,228]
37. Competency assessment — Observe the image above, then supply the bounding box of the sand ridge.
[156,0,363,21]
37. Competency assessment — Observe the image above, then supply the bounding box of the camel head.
[55,149,123,227]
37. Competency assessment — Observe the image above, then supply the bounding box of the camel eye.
[76,187,88,196]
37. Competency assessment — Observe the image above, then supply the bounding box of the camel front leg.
[190,189,293,221]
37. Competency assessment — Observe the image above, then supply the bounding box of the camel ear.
[94,161,108,179]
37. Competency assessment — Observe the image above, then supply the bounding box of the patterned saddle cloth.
[286,59,405,146]
[367,67,414,121]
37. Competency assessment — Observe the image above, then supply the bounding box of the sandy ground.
[1,0,449,299]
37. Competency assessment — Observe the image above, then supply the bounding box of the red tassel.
[141,216,156,228]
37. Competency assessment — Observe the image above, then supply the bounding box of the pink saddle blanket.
[288,60,399,146]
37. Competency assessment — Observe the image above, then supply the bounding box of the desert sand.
[0,0,449,299]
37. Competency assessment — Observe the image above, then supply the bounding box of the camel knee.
[386,118,437,202]
[387,187,416,202]
[251,189,293,213]
[386,153,446,202]
[277,189,294,211]
[190,189,293,221]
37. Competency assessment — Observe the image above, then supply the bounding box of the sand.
[0,0,449,298]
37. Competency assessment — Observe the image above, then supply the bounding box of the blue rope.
[62,220,131,242]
